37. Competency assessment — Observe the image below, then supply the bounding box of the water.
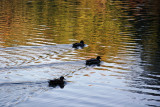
[0,0,160,107]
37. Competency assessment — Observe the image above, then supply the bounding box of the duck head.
[80,40,84,44]
[96,56,101,60]
[60,76,65,81]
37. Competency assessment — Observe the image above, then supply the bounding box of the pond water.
[0,0,160,107]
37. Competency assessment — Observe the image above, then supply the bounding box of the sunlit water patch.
[0,44,87,106]
[0,44,78,67]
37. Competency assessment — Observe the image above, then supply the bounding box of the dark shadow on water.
[0,81,45,86]
[126,1,160,92]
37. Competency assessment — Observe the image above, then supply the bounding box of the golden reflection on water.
[0,0,130,43]
[0,0,159,62]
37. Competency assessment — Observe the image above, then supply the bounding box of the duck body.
[86,56,101,66]
[72,40,85,49]
[48,76,66,88]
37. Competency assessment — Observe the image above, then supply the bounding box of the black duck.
[48,76,66,88]
[86,56,101,66]
[72,40,85,49]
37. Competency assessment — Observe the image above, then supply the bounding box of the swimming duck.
[48,76,66,88]
[72,40,85,48]
[86,56,101,66]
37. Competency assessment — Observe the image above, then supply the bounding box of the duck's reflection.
[48,76,66,89]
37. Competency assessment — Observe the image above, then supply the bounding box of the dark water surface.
[0,0,160,107]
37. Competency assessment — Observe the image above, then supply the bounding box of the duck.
[48,76,66,88]
[86,56,101,66]
[72,40,85,48]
